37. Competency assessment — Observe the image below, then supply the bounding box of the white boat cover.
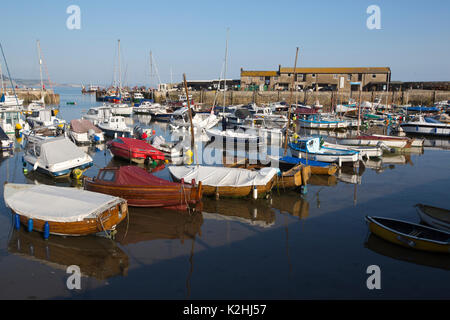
[168,165,279,187]
[40,137,91,166]
[4,183,124,222]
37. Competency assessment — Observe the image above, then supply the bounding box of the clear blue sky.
[1,0,449,86]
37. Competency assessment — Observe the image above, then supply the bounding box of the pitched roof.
[240,70,278,77]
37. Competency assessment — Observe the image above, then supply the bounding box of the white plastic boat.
[69,119,105,145]
[205,128,262,145]
[400,115,450,137]
[97,116,133,138]
[289,136,360,166]
[23,135,93,177]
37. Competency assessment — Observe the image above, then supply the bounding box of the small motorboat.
[289,136,360,166]
[205,128,262,145]
[365,216,450,253]
[84,166,203,210]
[150,135,185,159]
[274,156,338,176]
[97,116,133,138]
[297,115,348,130]
[415,204,450,232]
[337,134,423,149]
[322,141,383,159]
[107,137,165,164]
[23,135,93,178]
[109,103,133,116]
[400,115,450,137]
[4,183,128,237]
[168,165,279,198]
[69,119,105,145]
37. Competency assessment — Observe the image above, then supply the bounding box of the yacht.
[97,116,133,138]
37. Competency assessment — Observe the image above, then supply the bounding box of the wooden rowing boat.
[84,166,203,210]
[276,156,338,176]
[366,216,450,253]
[415,204,450,232]
[4,183,128,237]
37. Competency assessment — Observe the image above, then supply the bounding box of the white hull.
[290,148,359,164]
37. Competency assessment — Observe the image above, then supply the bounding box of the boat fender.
[14,214,20,230]
[72,168,83,180]
[27,219,33,232]
[43,222,50,240]
[301,185,308,195]
[93,135,101,142]
[252,186,258,200]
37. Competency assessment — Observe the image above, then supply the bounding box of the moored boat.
[69,119,105,145]
[168,165,279,198]
[415,204,450,232]
[4,183,128,237]
[289,136,360,166]
[84,166,202,210]
[23,135,93,178]
[365,216,450,253]
[275,156,338,175]
[107,136,165,164]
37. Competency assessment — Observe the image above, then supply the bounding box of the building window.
[347,74,352,81]
[333,74,338,79]
[372,74,377,79]
[311,74,316,78]
[358,74,362,81]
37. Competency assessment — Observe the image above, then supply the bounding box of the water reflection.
[269,191,310,219]
[202,198,275,228]
[365,234,450,271]
[8,228,129,280]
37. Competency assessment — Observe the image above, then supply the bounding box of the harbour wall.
[5,89,60,105]
[155,90,450,111]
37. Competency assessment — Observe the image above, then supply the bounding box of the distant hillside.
[0,74,74,87]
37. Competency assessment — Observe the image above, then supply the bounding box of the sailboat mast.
[0,61,4,95]
[118,39,121,95]
[223,28,229,107]
[283,47,299,156]
[37,40,44,91]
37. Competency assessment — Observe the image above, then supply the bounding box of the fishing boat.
[4,183,128,237]
[205,128,262,145]
[399,115,450,137]
[97,116,133,138]
[69,119,105,145]
[84,166,203,210]
[23,135,93,177]
[273,156,338,176]
[365,216,450,253]
[107,136,165,164]
[168,165,279,198]
[289,137,360,166]
[0,126,13,151]
[415,204,450,232]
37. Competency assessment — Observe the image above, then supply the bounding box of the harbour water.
[0,87,449,299]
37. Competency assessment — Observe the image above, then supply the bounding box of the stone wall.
[154,89,450,112]
[11,89,60,105]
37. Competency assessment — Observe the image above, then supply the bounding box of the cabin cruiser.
[0,109,29,135]
[23,134,93,177]
[97,116,133,138]
[109,103,133,116]
[26,109,66,129]
[133,101,160,115]
[298,114,348,129]
[399,115,450,137]
[247,104,288,123]
[169,107,219,131]
[82,106,113,125]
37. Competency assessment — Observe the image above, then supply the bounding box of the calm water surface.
[0,87,449,299]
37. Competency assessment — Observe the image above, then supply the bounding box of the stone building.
[240,66,391,91]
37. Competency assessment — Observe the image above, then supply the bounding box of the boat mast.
[183,73,197,165]
[0,42,20,108]
[0,61,4,95]
[118,39,122,98]
[283,47,299,156]
[223,28,229,107]
[37,40,44,91]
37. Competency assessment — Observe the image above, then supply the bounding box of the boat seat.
[408,230,422,237]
